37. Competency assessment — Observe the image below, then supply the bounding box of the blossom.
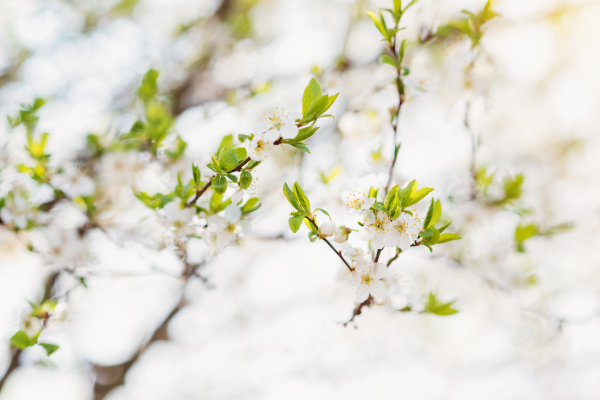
[204,214,252,256]
[342,242,366,261]
[334,225,351,243]
[318,221,336,238]
[51,165,95,198]
[348,259,387,302]
[385,211,423,251]
[358,210,396,250]
[163,201,195,236]
[341,187,375,216]
[245,130,279,161]
[255,108,301,139]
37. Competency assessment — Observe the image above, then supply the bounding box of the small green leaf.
[212,176,227,195]
[437,221,451,234]
[368,186,379,199]
[400,180,417,208]
[283,183,301,211]
[39,343,59,356]
[303,95,329,122]
[235,148,248,163]
[314,208,331,221]
[241,197,261,215]
[192,163,201,187]
[10,331,32,350]
[240,171,252,190]
[438,233,461,244]
[289,214,307,233]
[238,134,253,143]
[218,149,239,172]
[302,78,322,117]
[407,187,433,207]
[425,292,459,316]
[293,182,311,213]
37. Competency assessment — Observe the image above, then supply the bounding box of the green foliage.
[284,182,315,234]
[475,167,493,194]
[299,79,338,125]
[515,223,538,252]
[436,0,499,47]
[424,292,459,316]
[289,213,306,233]
[212,176,227,195]
[218,148,239,172]
[10,331,34,350]
[209,192,230,214]
[502,174,524,204]
[419,198,461,249]
[39,342,59,356]
[138,69,159,104]
[319,166,341,184]
[240,171,252,190]
[136,191,174,209]
[241,197,261,215]
[7,98,46,135]
[165,136,187,159]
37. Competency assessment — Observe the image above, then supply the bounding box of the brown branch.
[342,295,373,327]
[185,157,251,208]
[384,20,406,196]
[0,271,60,391]
[306,218,353,272]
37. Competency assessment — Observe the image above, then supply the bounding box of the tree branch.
[185,157,251,208]
[306,218,353,272]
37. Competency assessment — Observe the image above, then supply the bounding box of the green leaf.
[368,186,379,199]
[240,171,252,190]
[398,39,407,63]
[238,133,253,143]
[283,183,301,211]
[425,292,459,316]
[241,197,261,215]
[372,202,389,215]
[407,187,434,207]
[438,233,461,244]
[138,69,159,103]
[381,54,397,67]
[212,176,227,195]
[39,343,59,356]
[515,223,538,252]
[400,180,417,208]
[303,95,329,122]
[403,0,419,13]
[385,185,399,210]
[393,0,401,13]
[218,149,239,172]
[302,78,322,117]
[192,164,201,187]
[314,208,331,221]
[437,221,451,234]
[289,214,307,233]
[289,143,310,153]
[235,147,248,163]
[423,198,435,229]
[285,126,318,143]
[293,182,310,213]
[366,11,388,38]
[502,174,524,203]
[10,331,32,350]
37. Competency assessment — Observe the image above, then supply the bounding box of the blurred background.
[1,0,600,399]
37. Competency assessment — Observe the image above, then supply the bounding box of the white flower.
[0,193,32,230]
[385,211,423,251]
[224,204,242,222]
[245,130,279,161]
[204,214,252,255]
[51,165,95,198]
[255,109,301,139]
[342,242,365,261]
[358,210,396,250]
[348,259,387,302]
[334,226,350,243]
[341,187,375,216]
[318,221,336,238]
[163,202,195,236]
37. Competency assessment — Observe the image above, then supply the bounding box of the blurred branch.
[0,271,60,391]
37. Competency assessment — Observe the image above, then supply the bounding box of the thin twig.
[306,218,353,272]
[342,295,373,327]
[185,157,251,208]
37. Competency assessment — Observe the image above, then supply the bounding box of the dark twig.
[306,218,353,272]
[342,295,373,327]
[185,157,251,208]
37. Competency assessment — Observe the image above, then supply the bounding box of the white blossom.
[348,259,387,302]
[163,201,195,236]
[51,165,95,198]
[358,209,396,250]
[245,129,279,161]
[318,221,336,237]
[385,211,423,251]
[255,109,301,139]
[341,187,375,216]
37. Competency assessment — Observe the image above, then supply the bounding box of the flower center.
[361,274,373,285]
[394,222,405,234]
[345,191,366,209]
[373,218,385,231]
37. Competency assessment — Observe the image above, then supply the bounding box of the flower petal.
[355,283,370,303]
[347,272,361,287]
[279,123,298,139]
[369,280,386,298]
[372,262,387,279]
